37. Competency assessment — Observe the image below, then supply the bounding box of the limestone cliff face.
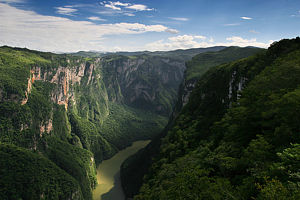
[0,46,188,200]
[28,61,94,110]
[101,55,186,116]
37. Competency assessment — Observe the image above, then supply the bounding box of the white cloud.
[100,1,153,13]
[104,2,121,10]
[223,36,270,48]
[126,4,153,11]
[113,1,129,7]
[0,3,176,52]
[124,13,135,16]
[194,35,206,40]
[146,35,271,51]
[87,16,106,21]
[146,35,207,51]
[168,17,189,21]
[168,35,206,42]
[55,6,77,16]
[241,16,252,20]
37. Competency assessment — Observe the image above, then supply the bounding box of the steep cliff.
[101,55,185,116]
[120,46,263,198]
[0,47,110,199]
[128,38,300,199]
[0,47,163,199]
[0,45,210,199]
[174,46,263,115]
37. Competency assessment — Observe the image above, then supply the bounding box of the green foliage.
[101,102,167,149]
[0,45,176,200]
[0,46,48,101]
[134,38,300,199]
[44,137,97,200]
[68,112,117,165]
[256,178,300,200]
[0,143,83,200]
[0,47,100,200]
[185,46,263,81]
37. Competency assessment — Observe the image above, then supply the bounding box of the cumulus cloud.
[168,17,189,21]
[241,16,252,20]
[0,3,176,52]
[217,36,272,47]
[55,6,77,16]
[146,35,271,51]
[146,35,207,51]
[87,16,106,21]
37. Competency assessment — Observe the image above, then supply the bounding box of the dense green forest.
[122,38,300,200]
[1,44,232,199]
[185,46,264,81]
[0,46,181,199]
[121,46,264,198]
[2,38,299,200]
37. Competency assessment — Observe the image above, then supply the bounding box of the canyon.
[2,41,296,200]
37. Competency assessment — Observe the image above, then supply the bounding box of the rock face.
[1,45,262,200]
[171,46,263,118]
[101,55,186,116]
[126,38,300,200]
[120,46,264,199]
[0,46,189,200]
[18,55,185,118]
[27,61,95,111]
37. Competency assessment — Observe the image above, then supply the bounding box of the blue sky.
[0,0,299,52]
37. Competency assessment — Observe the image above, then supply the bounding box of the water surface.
[93,140,150,200]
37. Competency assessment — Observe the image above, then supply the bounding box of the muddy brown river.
[93,140,150,200]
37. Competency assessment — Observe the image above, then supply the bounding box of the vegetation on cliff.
[121,46,264,198]
[124,38,300,200]
[0,45,185,199]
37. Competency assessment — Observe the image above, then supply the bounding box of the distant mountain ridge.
[70,46,226,61]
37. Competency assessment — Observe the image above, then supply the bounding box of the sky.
[0,0,299,52]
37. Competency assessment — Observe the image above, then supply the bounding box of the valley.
[122,37,300,200]
[0,45,235,199]
[1,38,300,200]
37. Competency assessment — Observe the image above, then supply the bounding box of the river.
[93,140,150,200]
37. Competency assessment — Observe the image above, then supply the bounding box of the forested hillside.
[0,46,187,199]
[175,46,263,115]
[121,46,264,198]
[122,38,300,200]
[1,44,235,199]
